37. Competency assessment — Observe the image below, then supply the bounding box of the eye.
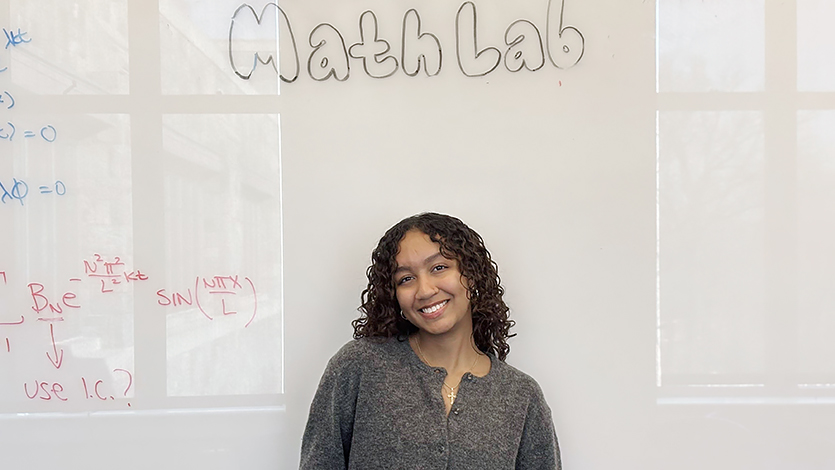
[396,275,414,286]
[431,264,448,273]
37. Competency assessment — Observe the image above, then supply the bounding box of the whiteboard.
[1,0,834,469]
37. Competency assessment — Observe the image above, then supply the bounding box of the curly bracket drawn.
[229,3,299,83]
[401,9,442,77]
[455,2,501,77]
[546,0,585,69]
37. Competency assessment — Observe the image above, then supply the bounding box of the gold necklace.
[414,335,481,405]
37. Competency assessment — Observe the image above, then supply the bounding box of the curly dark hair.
[352,212,516,361]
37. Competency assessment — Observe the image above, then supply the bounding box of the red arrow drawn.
[46,323,64,369]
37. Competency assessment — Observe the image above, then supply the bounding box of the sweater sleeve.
[299,343,362,470]
[515,380,561,470]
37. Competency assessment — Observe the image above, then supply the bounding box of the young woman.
[300,213,560,469]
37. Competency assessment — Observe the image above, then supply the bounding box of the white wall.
[0,1,833,469]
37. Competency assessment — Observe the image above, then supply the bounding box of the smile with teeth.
[419,300,448,314]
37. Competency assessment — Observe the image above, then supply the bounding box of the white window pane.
[797,0,835,91]
[0,114,134,410]
[160,0,280,95]
[659,111,766,382]
[162,114,282,396]
[797,111,835,380]
[9,0,129,95]
[658,0,765,92]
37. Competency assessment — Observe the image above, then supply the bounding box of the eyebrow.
[393,252,447,275]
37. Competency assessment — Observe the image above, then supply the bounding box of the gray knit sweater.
[300,337,560,469]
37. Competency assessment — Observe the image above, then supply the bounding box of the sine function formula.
[0,253,263,409]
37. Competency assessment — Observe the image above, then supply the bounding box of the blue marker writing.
[40,125,56,142]
[0,178,28,205]
[38,181,66,196]
[3,28,31,49]
[0,91,14,109]
[0,121,14,141]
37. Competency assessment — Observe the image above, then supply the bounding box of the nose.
[416,275,438,299]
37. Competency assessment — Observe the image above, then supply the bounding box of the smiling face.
[393,230,473,338]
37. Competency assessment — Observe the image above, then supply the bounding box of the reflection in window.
[797,0,835,91]
[797,111,835,384]
[10,0,129,95]
[658,111,765,385]
[162,114,282,396]
[68,114,134,360]
[160,0,279,95]
[0,114,134,409]
[657,0,764,92]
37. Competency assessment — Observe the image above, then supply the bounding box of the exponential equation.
[1,257,143,405]
[0,255,148,362]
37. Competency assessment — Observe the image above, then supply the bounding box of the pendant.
[447,388,456,405]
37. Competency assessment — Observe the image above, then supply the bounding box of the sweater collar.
[395,335,498,382]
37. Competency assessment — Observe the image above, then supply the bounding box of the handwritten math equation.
[0,28,51,142]
[0,122,57,142]
[0,28,144,406]
[82,253,149,293]
[0,179,66,206]
[0,255,145,404]
[12,254,148,326]
[0,257,262,405]
[157,274,259,327]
